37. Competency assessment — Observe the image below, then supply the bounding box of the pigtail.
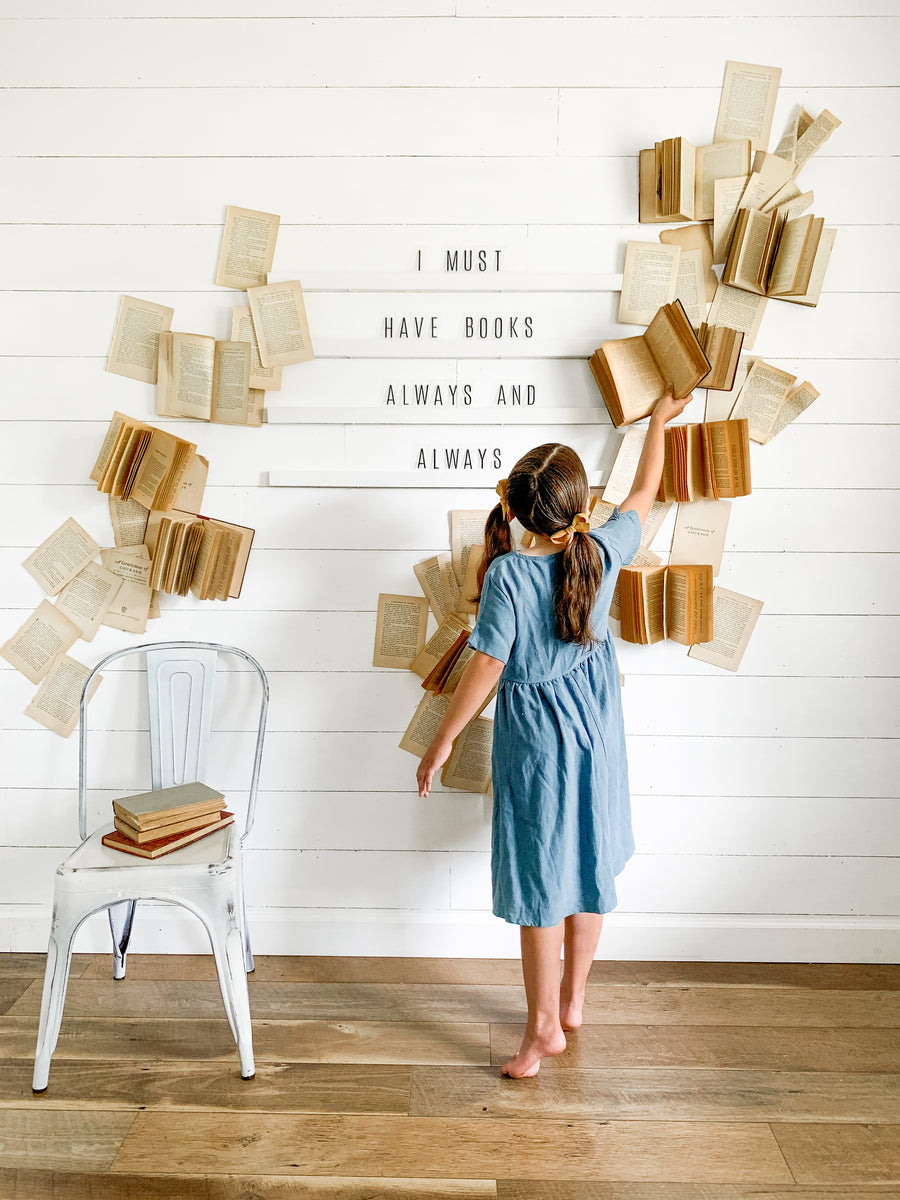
[554,529,604,645]
[475,502,513,598]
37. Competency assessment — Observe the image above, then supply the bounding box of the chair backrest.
[78,640,269,843]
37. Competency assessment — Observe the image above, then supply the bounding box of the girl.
[416,388,690,1078]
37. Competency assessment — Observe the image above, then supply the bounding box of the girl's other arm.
[619,386,693,524]
[416,649,505,797]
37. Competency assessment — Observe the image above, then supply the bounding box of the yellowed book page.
[772,189,815,221]
[728,208,771,292]
[215,205,280,289]
[780,226,834,307]
[688,587,764,671]
[23,518,101,596]
[148,590,162,619]
[247,279,314,367]
[55,562,123,641]
[640,500,671,550]
[793,109,841,173]
[159,332,216,421]
[660,224,717,302]
[414,553,453,624]
[760,179,801,214]
[748,151,795,208]
[440,555,464,621]
[130,430,195,512]
[108,496,149,547]
[712,176,749,264]
[100,544,152,585]
[609,546,661,620]
[106,295,174,384]
[693,139,751,221]
[714,60,781,151]
[707,284,766,352]
[177,453,208,516]
[587,498,616,529]
[0,601,80,684]
[600,337,666,422]
[441,716,493,795]
[91,412,130,483]
[672,248,706,327]
[399,692,452,758]
[704,354,758,422]
[450,510,490,586]
[767,215,814,296]
[373,593,429,669]
[669,499,731,576]
[730,359,797,443]
[602,427,646,506]
[247,388,264,427]
[617,241,680,326]
[768,381,820,440]
[643,306,703,399]
[666,565,713,646]
[410,613,470,680]
[231,305,284,391]
[210,340,252,425]
[458,545,484,615]
[774,105,813,163]
[25,656,102,739]
[101,580,152,634]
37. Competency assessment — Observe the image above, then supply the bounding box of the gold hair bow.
[549,512,591,544]
[495,479,512,522]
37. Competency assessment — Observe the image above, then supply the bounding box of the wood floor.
[0,954,898,1198]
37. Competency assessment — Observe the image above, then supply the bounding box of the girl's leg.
[501,921,567,1078]
[559,912,603,1031]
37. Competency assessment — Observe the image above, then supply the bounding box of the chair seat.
[61,824,236,876]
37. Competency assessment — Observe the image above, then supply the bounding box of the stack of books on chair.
[101,782,234,859]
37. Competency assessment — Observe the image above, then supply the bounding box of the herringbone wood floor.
[1,954,898,1198]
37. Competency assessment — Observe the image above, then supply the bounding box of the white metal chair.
[32,640,269,1092]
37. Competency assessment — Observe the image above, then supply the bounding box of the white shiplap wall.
[1,1,898,961]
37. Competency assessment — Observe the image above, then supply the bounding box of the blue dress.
[467,507,642,927]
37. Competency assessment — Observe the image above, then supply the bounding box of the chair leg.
[204,911,256,1080]
[241,891,255,974]
[32,907,80,1092]
[108,899,137,980]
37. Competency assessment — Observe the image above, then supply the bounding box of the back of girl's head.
[478,443,604,646]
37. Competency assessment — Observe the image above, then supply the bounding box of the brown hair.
[476,443,603,646]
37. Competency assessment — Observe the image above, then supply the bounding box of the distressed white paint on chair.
[31,641,269,1092]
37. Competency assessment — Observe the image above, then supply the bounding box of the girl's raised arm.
[619,386,693,525]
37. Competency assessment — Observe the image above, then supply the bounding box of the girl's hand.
[417,736,454,797]
[652,385,692,425]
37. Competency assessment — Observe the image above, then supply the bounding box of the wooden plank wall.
[0,0,897,960]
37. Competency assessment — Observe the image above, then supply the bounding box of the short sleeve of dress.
[467,563,516,664]
[591,506,642,568]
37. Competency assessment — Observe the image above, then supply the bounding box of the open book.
[639,137,751,223]
[618,563,714,646]
[589,300,710,427]
[723,208,834,304]
[157,334,262,426]
[146,509,254,599]
[657,419,751,503]
[728,361,819,444]
[697,324,744,391]
[91,413,203,513]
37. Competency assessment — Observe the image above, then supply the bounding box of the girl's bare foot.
[501,1025,567,1078]
[559,993,585,1031]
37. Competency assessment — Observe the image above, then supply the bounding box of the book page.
[231,305,283,391]
[644,303,707,399]
[669,499,731,576]
[22,518,101,596]
[747,151,795,208]
[688,587,763,671]
[792,109,841,173]
[1,601,80,684]
[414,553,453,624]
[25,656,102,739]
[439,555,463,620]
[100,544,152,585]
[728,208,772,292]
[600,337,666,421]
[176,453,208,516]
[602,427,646,506]
[411,613,470,680]
[760,179,802,214]
[714,60,781,151]
[101,580,152,633]
[666,565,713,646]
[609,546,661,620]
[158,332,216,421]
[768,381,820,440]
[704,355,758,422]
[55,562,123,640]
[441,716,493,795]
[774,105,813,163]
[247,388,264,427]
[707,284,767,351]
[450,510,490,586]
[660,224,717,302]
[730,360,797,443]
[91,412,130,484]
[247,280,314,367]
[617,241,680,326]
[130,429,195,512]
[672,248,706,327]
[108,496,149,547]
[215,205,280,290]
[640,500,671,550]
[712,176,749,264]
[210,340,252,425]
[458,545,484,615]
[399,692,452,758]
[693,140,751,221]
[373,593,429,669]
[106,295,174,384]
